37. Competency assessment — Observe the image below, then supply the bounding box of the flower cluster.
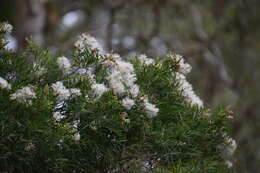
[170,54,203,108]
[57,56,72,74]
[74,33,104,53]
[171,53,192,75]
[138,54,155,66]
[51,81,81,101]
[0,22,13,33]
[122,97,135,110]
[141,96,159,118]
[0,77,11,90]
[175,72,203,108]
[104,53,139,97]
[91,83,108,99]
[10,86,36,105]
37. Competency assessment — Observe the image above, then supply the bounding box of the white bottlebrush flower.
[0,22,13,33]
[73,132,80,141]
[91,83,108,98]
[122,97,135,110]
[24,142,36,152]
[129,84,139,98]
[102,53,121,68]
[116,60,137,87]
[51,81,71,101]
[53,112,64,121]
[0,77,11,90]
[51,81,81,101]
[225,137,237,156]
[33,63,46,77]
[175,72,203,108]
[74,33,103,53]
[69,88,82,97]
[103,53,140,97]
[141,96,159,118]
[10,86,36,104]
[225,160,233,168]
[144,102,159,118]
[170,53,192,75]
[138,54,155,65]
[106,70,125,95]
[57,56,71,74]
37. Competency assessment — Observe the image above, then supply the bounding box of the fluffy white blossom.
[129,84,140,98]
[51,82,71,100]
[74,33,103,53]
[175,72,203,108]
[24,142,36,152]
[225,160,233,168]
[10,86,36,104]
[225,137,237,156]
[0,77,11,90]
[122,97,135,110]
[138,54,155,65]
[57,56,71,74]
[53,112,64,121]
[0,22,13,33]
[91,83,108,98]
[141,96,159,118]
[171,54,192,75]
[33,63,46,77]
[104,54,139,97]
[51,81,81,101]
[73,132,80,141]
[69,88,82,96]
[116,60,137,87]
[106,70,125,95]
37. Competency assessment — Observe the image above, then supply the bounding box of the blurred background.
[0,0,259,172]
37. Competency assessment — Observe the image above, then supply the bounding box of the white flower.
[57,56,71,74]
[102,53,121,68]
[141,96,159,118]
[116,60,137,87]
[103,53,140,98]
[69,88,82,97]
[171,54,192,75]
[51,81,81,101]
[144,102,159,118]
[175,72,203,108]
[0,22,13,33]
[10,86,36,104]
[122,97,135,110]
[51,82,71,101]
[73,132,80,141]
[0,77,11,90]
[74,33,103,53]
[91,83,108,98]
[106,70,125,95]
[129,84,139,98]
[33,63,46,77]
[225,137,237,156]
[53,112,64,121]
[225,160,233,168]
[24,142,36,152]
[138,54,155,65]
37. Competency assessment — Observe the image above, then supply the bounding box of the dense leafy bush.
[0,23,235,172]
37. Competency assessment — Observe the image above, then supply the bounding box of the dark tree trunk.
[16,0,46,51]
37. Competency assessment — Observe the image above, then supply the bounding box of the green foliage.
[0,25,232,172]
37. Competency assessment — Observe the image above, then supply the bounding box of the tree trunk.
[16,0,46,51]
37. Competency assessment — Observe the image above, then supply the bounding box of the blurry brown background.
[1,0,260,172]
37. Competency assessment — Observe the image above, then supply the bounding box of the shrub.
[0,23,234,173]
